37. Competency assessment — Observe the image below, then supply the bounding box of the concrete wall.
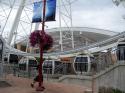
[58,61,125,92]
[59,75,92,88]
[94,61,125,92]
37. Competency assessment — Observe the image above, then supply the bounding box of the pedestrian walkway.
[0,74,89,93]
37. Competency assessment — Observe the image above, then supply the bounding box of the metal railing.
[4,31,125,57]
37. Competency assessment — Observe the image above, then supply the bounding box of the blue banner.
[32,0,56,23]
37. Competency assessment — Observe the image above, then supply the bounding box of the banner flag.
[32,0,56,23]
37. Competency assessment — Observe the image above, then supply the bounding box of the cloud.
[45,0,125,32]
[72,5,125,32]
[2,0,125,36]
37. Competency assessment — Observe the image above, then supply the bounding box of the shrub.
[98,87,125,93]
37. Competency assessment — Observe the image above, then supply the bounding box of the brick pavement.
[0,75,89,93]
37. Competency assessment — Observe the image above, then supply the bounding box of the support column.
[58,0,63,51]
[69,0,74,49]
[7,0,26,45]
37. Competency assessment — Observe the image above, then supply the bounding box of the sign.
[32,0,56,23]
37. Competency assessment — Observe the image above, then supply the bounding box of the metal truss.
[7,0,33,46]
[3,30,125,57]
[1,0,125,58]
[4,0,77,53]
[58,0,74,51]
[0,0,15,39]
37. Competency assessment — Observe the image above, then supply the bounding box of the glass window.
[43,61,52,68]
[75,57,88,63]
[117,46,125,60]
[74,63,88,73]
[81,57,88,63]
[90,57,94,62]
[117,44,125,60]
[75,57,81,62]
[19,63,26,70]
[43,61,53,74]
[29,60,37,67]
[55,61,61,65]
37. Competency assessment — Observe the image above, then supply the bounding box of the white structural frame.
[58,0,74,51]
[6,0,76,51]
[4,30,125,57]
[0,0,15,36]
[7,0,26,45]
[1,0,125,58]
[73,55,93,74]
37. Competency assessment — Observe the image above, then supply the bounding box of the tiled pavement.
[0,75,89,93]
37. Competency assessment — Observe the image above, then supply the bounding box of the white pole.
[69,0,74,49]
[59,0,63,51]
[0,1,15,36]
[26,24,33,53]
[7,0,26,45]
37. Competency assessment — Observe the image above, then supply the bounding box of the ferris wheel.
[0,0,79,54]
[1,0,124,57]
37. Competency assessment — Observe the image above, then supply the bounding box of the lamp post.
[30,0,53,91]
[36,0,46,91]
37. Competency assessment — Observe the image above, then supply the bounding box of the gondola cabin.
[42,60,62,75]
[18,56,38,71]
[73,55,94,74]
[117,41,125,61]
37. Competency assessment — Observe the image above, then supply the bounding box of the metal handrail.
[3,31,125,56]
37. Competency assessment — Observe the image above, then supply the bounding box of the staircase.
[58,61,125,92]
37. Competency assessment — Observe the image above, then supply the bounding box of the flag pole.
[36,0,46,91]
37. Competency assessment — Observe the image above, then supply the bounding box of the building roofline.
[46,27,118,36]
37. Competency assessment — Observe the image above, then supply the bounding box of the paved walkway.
[0,75,89,93]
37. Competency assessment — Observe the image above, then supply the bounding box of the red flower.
[29,30,53,51]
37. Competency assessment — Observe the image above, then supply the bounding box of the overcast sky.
[46,0,125,32]
[1,0,125,38]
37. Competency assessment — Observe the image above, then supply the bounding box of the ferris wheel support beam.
[7,0,26,45]
[59,0,63,51]
[58,0,74,51]
[69,1,74,49]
